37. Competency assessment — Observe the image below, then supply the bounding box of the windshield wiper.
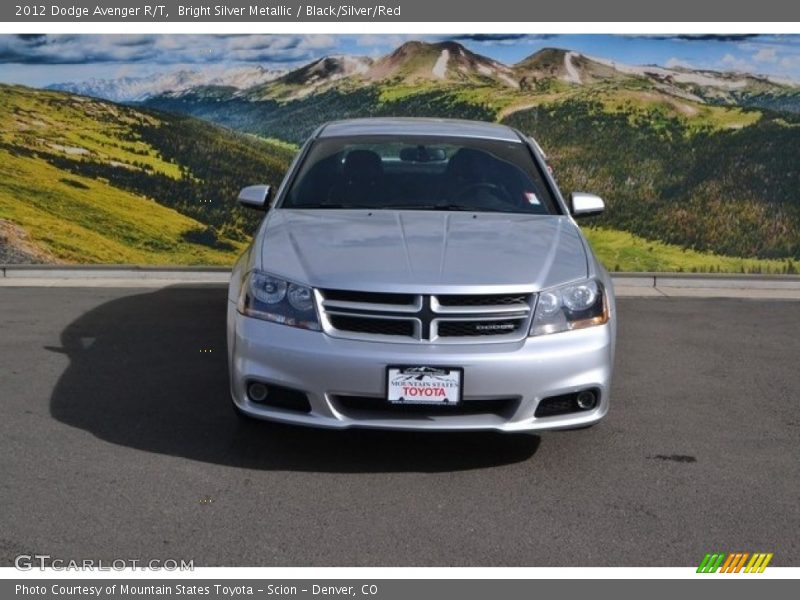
[379,203,480,212]
[295,203,352,209]
[296,203,520,213]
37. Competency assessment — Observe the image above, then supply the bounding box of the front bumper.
[228,301,614,432]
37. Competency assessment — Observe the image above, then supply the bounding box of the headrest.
[343,150,383,180]
[446,148,488,179]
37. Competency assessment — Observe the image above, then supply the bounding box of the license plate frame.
[386,366,463,406]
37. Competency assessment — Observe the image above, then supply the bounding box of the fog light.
[576,390,598,410]
[248,382,269,403]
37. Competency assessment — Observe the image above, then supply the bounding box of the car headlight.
[530,279,609,336]
[238,270,321,331]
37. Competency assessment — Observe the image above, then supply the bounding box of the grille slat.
[333,395,519,418]
[323,290,416,305]
[329,315,415,337]
[437,319,526,337]
[437,294,528,307]
[324,299,421,313]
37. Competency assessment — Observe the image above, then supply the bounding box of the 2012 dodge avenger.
[227,118,616,432]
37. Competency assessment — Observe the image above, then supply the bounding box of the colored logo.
[697,552,773,573]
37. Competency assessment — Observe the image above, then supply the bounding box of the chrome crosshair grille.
[316,289,536,344]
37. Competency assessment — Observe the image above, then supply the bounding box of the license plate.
[386,366,462,405]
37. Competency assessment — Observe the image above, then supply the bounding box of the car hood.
[258,209,588,293]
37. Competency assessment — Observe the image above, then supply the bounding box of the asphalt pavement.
[0,286,798,566]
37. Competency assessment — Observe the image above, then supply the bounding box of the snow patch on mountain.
[563,51,582,84]
[587,55,749,89]
[432,49,450,79]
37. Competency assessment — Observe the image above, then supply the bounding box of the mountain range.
[51,41,800,112]
[4,40,800,268]
[48,65,285,102]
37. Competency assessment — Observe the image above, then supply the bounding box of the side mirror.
[570,192,605,218]
[237,184,272,211]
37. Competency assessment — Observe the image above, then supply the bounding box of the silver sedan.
[227,118,616,432]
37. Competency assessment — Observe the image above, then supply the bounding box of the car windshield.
[280,135,560,215]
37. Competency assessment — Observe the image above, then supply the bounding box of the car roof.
[317,118,523,143]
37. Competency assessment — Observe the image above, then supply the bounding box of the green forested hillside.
[503,100,800,260]
[5,39,800,272]
[0,84,790,272]
[0,85,293,264]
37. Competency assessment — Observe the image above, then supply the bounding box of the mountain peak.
[367,40,517,87]
[523,47,570,59]
[391,40,469,55]
[244,54,373,100]
[277,54,372,87]
[514,48,624,85]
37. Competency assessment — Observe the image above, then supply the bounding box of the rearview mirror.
[238,185,272,211]
[399,146,447,162]
[570,192,605,218]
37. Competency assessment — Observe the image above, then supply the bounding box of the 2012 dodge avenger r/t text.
[227,118,616,432]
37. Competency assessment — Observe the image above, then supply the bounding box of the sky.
[1,33,800,87]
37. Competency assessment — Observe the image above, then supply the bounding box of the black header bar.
[3,0,800,22]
